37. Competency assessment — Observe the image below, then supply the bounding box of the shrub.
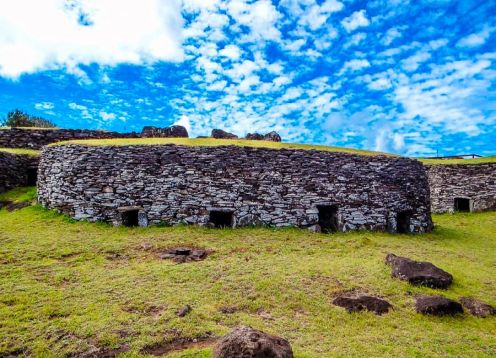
[2,109,56,128]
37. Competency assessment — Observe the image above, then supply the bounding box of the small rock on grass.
[332,295,392,315]
[460,297,495,317]
[176,305,191,317]
[415,295,463,316]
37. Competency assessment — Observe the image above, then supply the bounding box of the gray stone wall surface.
[0,152,39,193]
[38,144,433,233]
[426,163,496,213]
[0,128,139,149]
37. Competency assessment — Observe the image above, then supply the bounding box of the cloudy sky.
[0,0,495,156]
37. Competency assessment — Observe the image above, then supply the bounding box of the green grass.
[51,137,391,156]
[420,156,496,165]
[0,186,37,203]
[0,147,41,157]
[0,188,495,357]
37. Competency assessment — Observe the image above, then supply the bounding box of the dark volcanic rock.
[385,253,453,289]
[460,297,496,317]
[141,125,188,138]
[213,326,293,358]
[176,304,192,317]
[245,131,282,142]
[211,129,238,139]
[263,131,282,142]
[158,247,207,263]
[332,295,392,315]
[415,295,463,316]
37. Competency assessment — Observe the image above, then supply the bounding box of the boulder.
[460,297,495,317]
[385,253,453,289]
[415,295,463,316]
[245,131,282,142]
[211,129,238,139]
[332,295,392,315]
[141,125,188,138]
[263,131,282,142]
[213,326,293,358]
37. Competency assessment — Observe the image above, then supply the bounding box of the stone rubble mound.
[415,295,463,316]
[245,131,282,142]
[141,125,189,138]
[385,253,453,289]
[460,297,495,317]
[211,129,238,139]
[213,326,293,358]
[332,295,393,315]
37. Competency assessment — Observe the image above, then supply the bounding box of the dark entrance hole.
[122,210,139,227]
[397,211,411,233]
[454,197,471,212]
[317,205,339,233]
[26,168,38,186]
[209,210,233,228]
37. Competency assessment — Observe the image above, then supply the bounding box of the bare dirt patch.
[140,334,217,356]
[155,247,209,263]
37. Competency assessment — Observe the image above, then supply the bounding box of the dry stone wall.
[0,152,39,193]
[427,163,496,213]
[0,128,139,149]
[38,144,433,233]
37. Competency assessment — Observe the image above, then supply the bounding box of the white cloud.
[219,45,241,60]
[382,27,402,46]
[341,59,371,72]
[99,111,116,121]
[227,0,282,41]
[0,0,184,78]
[457,27,494,48]
[34,102,55,110]
[341,10,370,32]
[401,51,431,72]
[173,114,191,133]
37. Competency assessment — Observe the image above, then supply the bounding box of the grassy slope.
[0,188,495,357]
[420,156,496,165]
[51,138,390,156]
[0,147,41,157]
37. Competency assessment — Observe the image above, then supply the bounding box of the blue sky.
[0,0,495,156]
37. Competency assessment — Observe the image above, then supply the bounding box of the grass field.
[420,156,496,165]
[0,147,41,157]
[51,138,390,157]
[1,187,495,357]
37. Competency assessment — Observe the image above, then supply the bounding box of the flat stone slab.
[460,297,496,317]
[213,326,293,358]
[415,295,463,316]
[332,295,392,315]
[157,247,207,263]
[385,253,453,288]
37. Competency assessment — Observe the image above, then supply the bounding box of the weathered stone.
[460,297,495,317]
[385,253,453,288]
[0,151,39,193]
[245,131,282,142]
[37,145,433,232]
[141,125,188,138]
[211,129,238,139]
[176,304,191,317]
[0,127,138,149]
[213,326,293,358]
[332,295,392,315]
[426,163,496,213]
[415,295,463,316]
[158,247,207,263]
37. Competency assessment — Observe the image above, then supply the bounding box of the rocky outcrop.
[213,326,293,358]
[426,163,496,213]
[37,144,433,232]
[211,129,238,139]
[415,295,463,316]
[0,152,39,193]
[141,125,188,138]
[460,297,495,317]
[246,131,282,142]
[0,128,139,149]
[332,295,392,315]
[385,254,453,289]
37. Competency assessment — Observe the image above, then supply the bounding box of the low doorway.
[121,209,139,227]
[397,211,411,233]
[454,197,471,212]
[209,210,234,228]
[26,168,38,186]
[317,205,339,233]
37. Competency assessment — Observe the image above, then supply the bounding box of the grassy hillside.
[0,188,495,357]
[51,138,391,157]
[0,147,41,156]
[420,156,496,165]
